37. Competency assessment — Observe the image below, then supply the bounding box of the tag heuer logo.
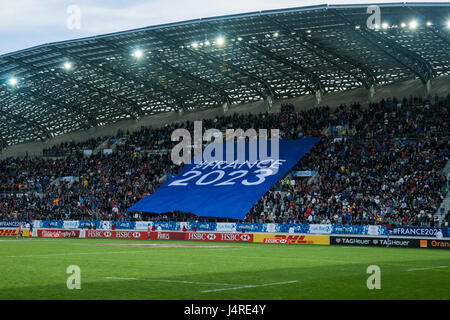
[373,240,378,245]
[336,238,341,243]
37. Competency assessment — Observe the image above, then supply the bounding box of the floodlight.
[216,36,225,46]
[132,49,143,58]
[8,77,17,86]
[409,20,418,29]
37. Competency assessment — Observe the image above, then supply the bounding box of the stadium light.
[409,20,418,30]
[355,25,360,30]
[132,48,143,58]
[216,36,225,46]
[426,21,432,27]
[204,40,210,46]
[401,22,407,28]
[63,62,72,70]
[382,23,389,29]
[7,77,18,86]
[273,32,279,37]
[191,42,198,48]
[237,37,243,41]
[447,20,450,28]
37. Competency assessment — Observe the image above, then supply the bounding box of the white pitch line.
[7,250,153,258]
[0,240,49,242]
[407,266,448,272]
[105,276,237,286]
[201,280,299,293]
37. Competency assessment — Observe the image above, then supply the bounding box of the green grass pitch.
[0,237,448,300]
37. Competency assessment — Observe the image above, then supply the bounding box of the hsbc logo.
[240,234,250,242]
[104,231,112,238]
[206,233,216,241]
[132,232,140,238]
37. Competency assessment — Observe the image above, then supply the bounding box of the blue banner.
[391,226,446,238]
[127,138,320,220]
[113,221,136,230]
[40,220,63,228]
[0,221,25,228]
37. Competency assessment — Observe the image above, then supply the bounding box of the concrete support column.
[368,84,375,102]
[221,102,229,115]
[264,95,273,112]
[315,89,323,105]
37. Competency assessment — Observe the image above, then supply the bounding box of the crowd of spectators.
[0,94,448,228]
[42,136,110,157]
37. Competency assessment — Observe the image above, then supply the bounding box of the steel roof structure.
[0,2,449,148]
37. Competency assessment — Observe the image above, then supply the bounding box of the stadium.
[0,1,449,303]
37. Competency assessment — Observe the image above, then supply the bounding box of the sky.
[0,0,447,55]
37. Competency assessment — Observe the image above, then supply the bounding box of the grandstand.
[0,1,449,302]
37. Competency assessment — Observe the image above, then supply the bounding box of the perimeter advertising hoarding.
[185,232,253,242]
[0,228,30,237]
[330,236,420,248]
[253,234,330,245]
[419,239,450,249]
[37,229,79,238]
[84,230,148,240]
[149,231,186,241]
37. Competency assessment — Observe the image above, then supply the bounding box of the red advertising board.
[149,231,186,240]
[185,232,253,242]
[38,229,80,238]
[85,230,148,240]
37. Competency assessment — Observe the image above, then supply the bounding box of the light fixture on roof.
[355,25,360,29]
[7,77,17,86]
[382,22,389,29]
[409,20,418,29]
[205,40,210,46]
[191,41,198,48]
[426,21,432,26]
[447,20,450,28]
[237,37,242,41]
[216,36,225,46]
[374,23,380,30]
[63,61,72,70]
[132,48,143,58]
[401,22,407,28]
[273,32,279,37]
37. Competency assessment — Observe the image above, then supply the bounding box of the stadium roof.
[0,2,449,148]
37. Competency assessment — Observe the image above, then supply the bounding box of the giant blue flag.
[128,138,320,220]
